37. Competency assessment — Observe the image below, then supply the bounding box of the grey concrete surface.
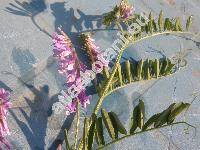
[0,0,200,149]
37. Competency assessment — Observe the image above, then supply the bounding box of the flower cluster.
[53,29,90,115]
[0,88,11,149]
[81,33,109,67]
[52,30,74,75]
[103,0,134,26]
[119,0,134,19]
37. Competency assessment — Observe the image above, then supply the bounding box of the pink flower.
[78,90,91,108]
[65,99,77,115]
[52,32,75,75]
[65,91,90,114]
[119,0,134,19]
[0,88,11,149]
[53,29,91,115]
[66,74,76,84]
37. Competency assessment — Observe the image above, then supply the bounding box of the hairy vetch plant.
[51,0,195,149]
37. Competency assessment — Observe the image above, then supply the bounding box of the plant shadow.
[10,83,75,149]
[5,0,51,37]
[5,0,110,66]
[8,48,75,149]
[0,80,12,92]
[5,1,108,39]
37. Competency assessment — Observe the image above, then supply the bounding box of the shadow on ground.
[5,1,106,38]
[9,83,75,149]
[4,47,75,149]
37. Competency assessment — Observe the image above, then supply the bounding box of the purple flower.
[0,88,11,149]
[78,90,91,108]
[65,99,77,116]
[53,29,91,115]
[52,32,75,75]
[119,0,134,19]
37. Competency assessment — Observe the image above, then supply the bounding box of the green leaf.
[164,18,172,30]
[168,102,190,123]
[165,59,175,75]
[108,112,119,139]
[138,100,145,129]
[108,112,127,135]
[83,118,89,150]
[130,106,139,134]
[149,59,154,77]
[154,103,175,128]
[130,61,137,81]
[160,58,168,75]
[88,114,96,150]
[101,109,115,139]
[95,117,105,146]
[137,59,144,80]
[145,24,149,33]
[102,6,119,26]
[153,20,157,32]
[175,17,182,31]
[125,60,132,83]
[186,16,192,31]
[145,59,151,80]
[148,12,154,34]
[158,10,163,32]
[153,59,160,78]
[142,113,161,131]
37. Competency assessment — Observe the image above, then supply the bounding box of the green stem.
[64,129,71,150]
[98,121,195,150]
[133,31,193,43]
[93,40,130,115]
[104,74,174,98]
[73,101,80,149]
